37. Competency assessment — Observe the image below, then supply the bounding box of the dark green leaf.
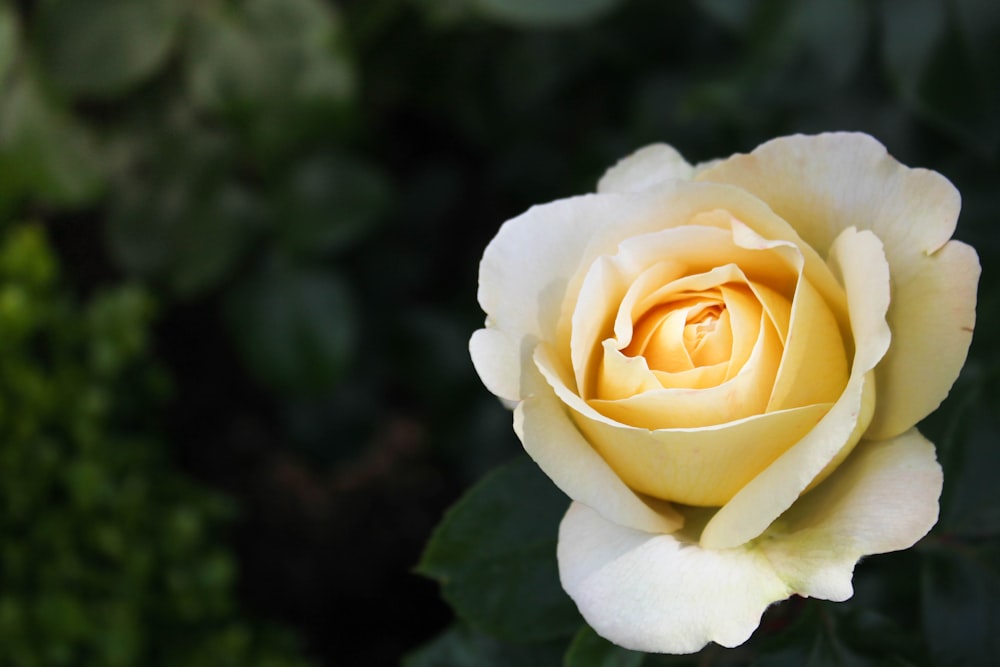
[0,4,17,85]
[276,154,390,256]
[403,623,567,667]
[34,0,181,98]
[564,625,644,667]
[921,544,1000,666]
[185,0,354,156]
[0,73,105,206]
[107,175,259,297]
[417,456,580,642]
[225,260,356,394]
[472,0,626,27]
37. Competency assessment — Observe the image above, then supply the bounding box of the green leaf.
[104,121,260,297]
[0,4,18,86]
[276,154,391,256]
[0,72,105,207]
[417,456,580,642]
[564,625,644,667]
[472,0,626,27]
[185,0,354,156]
[921,544,1000,666]
[225,260,356,394]
[34,0,181,98]
[403,623,567,667]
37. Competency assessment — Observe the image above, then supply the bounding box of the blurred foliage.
[0,224,314,666]
[0,0,997,664]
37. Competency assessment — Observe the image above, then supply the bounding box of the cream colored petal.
[865,240,980,439]
[517,356,683,534]
[469,327,521,403]
[537,338,830,507]
[597,143,694,194]
[698,132,978,435]
[558,501,791,654]
[759,429,942,600]
[596,339,663,400]
[700,227,890,549]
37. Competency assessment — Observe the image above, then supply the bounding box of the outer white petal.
[557,429,942,655]
[469,328,521,403]
[759,428,942,600]
[597,144,694,193]
[698,132,978,438]
[558,501,791,654]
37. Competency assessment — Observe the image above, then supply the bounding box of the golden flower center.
[627,296,730,373]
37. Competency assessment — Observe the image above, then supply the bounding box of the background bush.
[0,0,998,665]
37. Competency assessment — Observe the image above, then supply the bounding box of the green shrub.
[0,224,314,667]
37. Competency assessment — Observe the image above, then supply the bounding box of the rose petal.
[864,240,979,438]
[759,428,942,600]
[700,227,890,549]
[515,359,684,535]
[698,132,978,437]
[536,344,831,507]
[477,193,661,401]
[557,428,941,654]
[590,309,782,430]
[598,144,694,194]
[558,501,791,654]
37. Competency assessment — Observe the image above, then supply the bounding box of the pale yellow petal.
[522,347,683,534]
[700,227,890,549]
[590,310,782,430]
[698,132,978,435]
[536,342,830,506]
[766,275,849,411]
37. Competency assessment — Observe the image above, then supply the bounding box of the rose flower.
[469,133,979,653]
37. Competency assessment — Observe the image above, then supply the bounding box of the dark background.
[0,0,998,665]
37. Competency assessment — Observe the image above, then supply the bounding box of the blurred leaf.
[276,154,391,256]
[34,0,181,98]
[472,0,626,27]
[921,544,1000,666]
[403,623,567,667]
[564,625,644,667]
[752,609,877,667]
[105,120,261,297]
[0,4,17,85]
[417,456,580,642]
[0,73,105,207]
[186,0,354,156]
[225,260,356,394]
[108,178,259,297]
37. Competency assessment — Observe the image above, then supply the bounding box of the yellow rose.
[469,133,980,653]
